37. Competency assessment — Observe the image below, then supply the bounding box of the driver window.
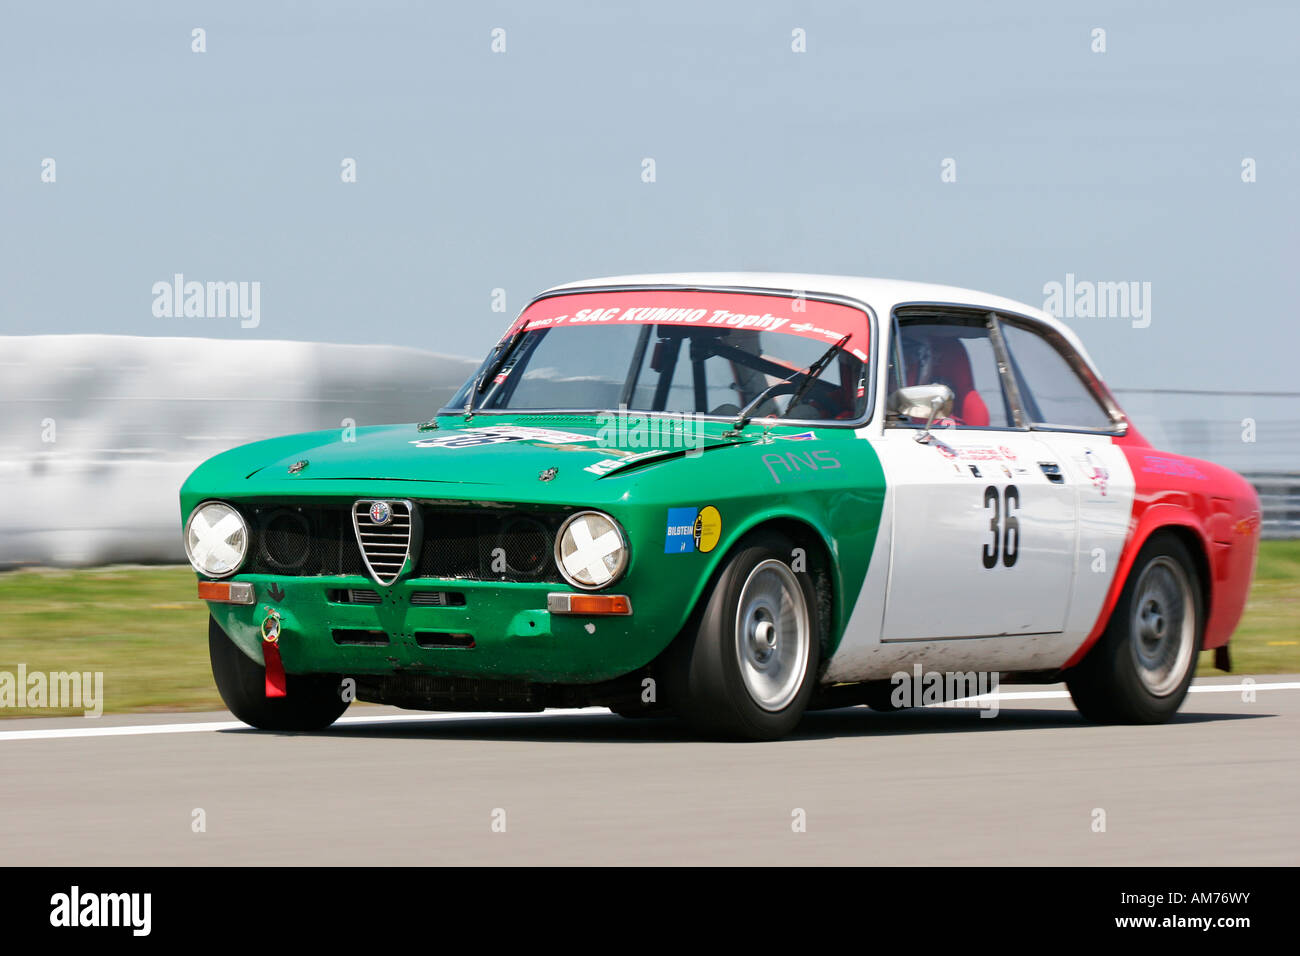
[886,317,1012,428]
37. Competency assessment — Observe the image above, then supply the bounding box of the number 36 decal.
[981,485,1020,568]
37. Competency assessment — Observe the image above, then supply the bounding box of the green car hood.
[215,416,754,489]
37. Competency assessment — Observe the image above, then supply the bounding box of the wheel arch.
[1156,525,1212,632]
[1064,510,1212,669]
[748,516,837,660]
[684,514,840,662]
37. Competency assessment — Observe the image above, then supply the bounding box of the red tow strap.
[261,609,287,698]
[263,639,287,698]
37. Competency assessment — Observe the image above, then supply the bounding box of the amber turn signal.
[197,581,256,605]
[546,593,632,615]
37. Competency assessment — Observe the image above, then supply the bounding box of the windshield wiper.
[727,334,850,434]
[464,327,527,420]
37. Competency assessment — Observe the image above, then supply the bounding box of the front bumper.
[205,574,667,684]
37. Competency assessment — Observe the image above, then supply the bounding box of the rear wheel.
[663,533,821,740]
[209,616,349,731]
[1066,534,1202,724]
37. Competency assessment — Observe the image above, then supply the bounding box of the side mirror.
[888,384,954,441]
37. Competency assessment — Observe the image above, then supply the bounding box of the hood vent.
[352,499,417,585]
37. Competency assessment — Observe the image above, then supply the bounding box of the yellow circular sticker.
[693,506,721,553]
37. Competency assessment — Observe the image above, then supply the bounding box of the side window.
[887,317,1012,428]
[1000,322,1112,429]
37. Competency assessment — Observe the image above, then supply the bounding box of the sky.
[1,0,1297,394]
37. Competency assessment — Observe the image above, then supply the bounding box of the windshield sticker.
[410,426,596,449]
[513,290,869,354]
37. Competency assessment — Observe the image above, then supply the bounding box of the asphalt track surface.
[2,676,1296,866]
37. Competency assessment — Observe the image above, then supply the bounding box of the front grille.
[352,500,414,585]
[414,509,564,582]
[259,509,313,569]
[238,501,565,583]
[245,505,366,577]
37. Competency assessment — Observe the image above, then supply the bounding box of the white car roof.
[541,272,1106,379]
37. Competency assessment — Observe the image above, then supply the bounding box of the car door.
[878,311,1078,641]
[995,318,1136,640]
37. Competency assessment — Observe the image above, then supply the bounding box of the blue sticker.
[665,507,699,553]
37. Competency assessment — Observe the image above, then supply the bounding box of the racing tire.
[663,532,821,740]
[1065,533,1202,724]
[209,615,350,731]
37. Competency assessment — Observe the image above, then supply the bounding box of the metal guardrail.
[1244,474,1300,540]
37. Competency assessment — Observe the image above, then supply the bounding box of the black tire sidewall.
[669,533,822,739]
[1069,533,1203,723]
[208,615,349,731]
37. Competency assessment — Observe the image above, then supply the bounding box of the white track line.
[0,707,608,742]
[0,682,1296,743]
[937,681,1300,706]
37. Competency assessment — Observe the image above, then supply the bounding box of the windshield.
[446,290,872,421]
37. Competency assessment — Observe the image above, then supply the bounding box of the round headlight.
[555,510,628,590]
[184,501,249,578]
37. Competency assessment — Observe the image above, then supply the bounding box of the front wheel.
[663,533,821,740]
[1066,534,1202,724]
[209,616,350,731]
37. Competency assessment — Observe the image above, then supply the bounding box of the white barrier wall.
[2,337,1293,568]
[0,336,477,567]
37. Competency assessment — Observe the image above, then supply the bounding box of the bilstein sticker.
[665,508,698,553]
[665,506,721,554]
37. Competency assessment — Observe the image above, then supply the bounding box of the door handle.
[1038,462,1065,483]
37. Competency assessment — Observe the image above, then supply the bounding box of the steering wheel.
[721,381,838,420]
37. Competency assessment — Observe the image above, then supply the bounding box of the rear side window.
[1000,323,1112,429]
[887,317,1012,428]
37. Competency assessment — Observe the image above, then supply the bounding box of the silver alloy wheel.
[1130,555,1196,697]
[734,559,811,712]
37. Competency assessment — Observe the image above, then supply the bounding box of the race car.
[181,274,1260,740]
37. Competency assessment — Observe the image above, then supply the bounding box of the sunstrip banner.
[509,290,870,360]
